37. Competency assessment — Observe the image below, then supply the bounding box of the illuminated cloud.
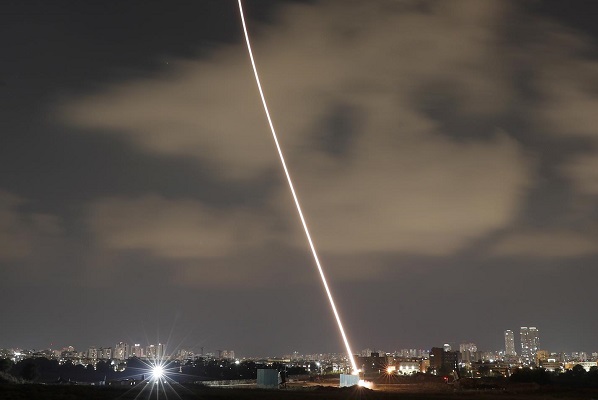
[60,1,515,180]
[61,0,533,261]
[283,133,529,256]
[528,21,598,201]
[491,229,598,258]
[561,154,598,196]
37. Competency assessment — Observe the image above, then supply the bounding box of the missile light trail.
[237,0,358,374]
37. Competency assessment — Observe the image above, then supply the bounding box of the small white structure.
[257,369,280,388]
[573,362,597,372]
[397,361,420,375]
[339,373,360,387]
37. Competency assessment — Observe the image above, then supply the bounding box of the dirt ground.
[1,381,597,400]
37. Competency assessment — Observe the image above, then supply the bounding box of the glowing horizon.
[237,0,358,374]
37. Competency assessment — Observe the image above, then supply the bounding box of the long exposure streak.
[237,0,358,374]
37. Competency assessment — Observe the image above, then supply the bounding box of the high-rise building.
[520,327,540,365]
[146,343,165,360]
[505,330,516,356]
[87,347,98,361]
[459,343,477,364]
[131,344,143,358]
[459,343,477,353]
[146,345,157,360]
[98,347,112,360]
[114,342,129,361]
[176,349,193,361]
[536,349,549,365]
[430,347,458,373]
[397,349,420,358]
[221,350,235,360]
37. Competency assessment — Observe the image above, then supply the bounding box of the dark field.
[1,383,598,400]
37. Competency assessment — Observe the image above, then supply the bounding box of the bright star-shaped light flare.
[152,365,164,380]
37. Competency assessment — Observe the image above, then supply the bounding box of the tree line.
[0,357,308,384]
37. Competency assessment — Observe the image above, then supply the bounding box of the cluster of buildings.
[0,342,236,369]
[504,327,540,365]
[2,326,596,377]
[354,327,597,376]
[504,327,597,373]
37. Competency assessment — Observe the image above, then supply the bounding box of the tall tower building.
[114,342,129,361]
[459,343,477,364]
[221,350,235,360]
[504,330,516,356]
[87,347,98,361]
[459,343,477,353]
[520,327,540,365]
[99,347,112,360]
[146,345,157,360]
[146,343,165,361]
[131,344,143,358]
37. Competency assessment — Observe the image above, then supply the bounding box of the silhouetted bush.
[509,367,552,385]
[20,361,39,381]
[0,370,22,384]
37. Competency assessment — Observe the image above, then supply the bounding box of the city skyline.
[4,333,597,376]
[1,1,598,356]
[2,324,596,361]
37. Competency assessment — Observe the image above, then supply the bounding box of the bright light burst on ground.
[114,342,197,400]
[358,379,374,389]
[127,356,183,399]
[151,365,164,380]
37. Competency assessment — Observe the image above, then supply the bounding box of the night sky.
[1,0,597,357]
